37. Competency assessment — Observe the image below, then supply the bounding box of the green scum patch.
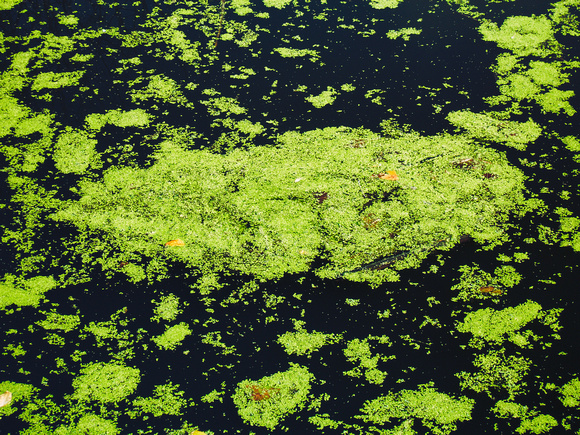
[52,127,530,287]
[232,364,313,430]
[357,384,475,435]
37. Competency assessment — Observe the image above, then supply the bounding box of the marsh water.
[1,0,580,434]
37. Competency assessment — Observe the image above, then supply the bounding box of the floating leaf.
[479,286,503,296]
[377,170,399,181]
[0,391,12,407]
[164,239,185,247]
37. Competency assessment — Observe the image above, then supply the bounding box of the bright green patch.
[232,364,313,430]
[0,0,24,10]
[152,322,192,350]
[151,294,182,323]
[263,0,292,8]
[456,300,542,346]
[560,378,580,407]
[58,14,79,28]
[31,71,84,92]
[457,349,530,398]
[37,312,80,332]
[493,400,558,434]
[343,338,390,384]
[72,362,140,403]
[277,325,341,356]
[69,414,120,435]
[0,275,57,310]
[447,110,541,149]
[370,0,404,9]
[131,382,188,417]
[52,127,530,286]
[53,128,98,174]
[357,385,475,434]
[129,74,187,106]
[479,16,557,57]
[386,27,422,40]
[85,109,151,130]
[306,87,337,108]
[0,381,35,417]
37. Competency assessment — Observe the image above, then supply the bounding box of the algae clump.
[277,325,341,356]
[0,275,57,310]
[232,364,313,430]
[52,127,530,286]
[72,362,141,403]
[53,128,98,174]
[131,382,189,417]
[357,385,474,434]
[456,300,542,346]
[152,322,192,350]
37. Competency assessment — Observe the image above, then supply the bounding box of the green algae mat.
[1,0,580,433]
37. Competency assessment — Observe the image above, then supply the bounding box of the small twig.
[213,0,226,48]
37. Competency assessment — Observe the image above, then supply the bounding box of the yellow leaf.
[378,170,399,181]
[164,239,185,247]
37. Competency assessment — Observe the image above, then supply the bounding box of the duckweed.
[1,0,579,433]
[72,362,141,404]
[232,364,313,430]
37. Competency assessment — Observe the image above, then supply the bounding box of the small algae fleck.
[274,47,320,61]
[386,27,422,41]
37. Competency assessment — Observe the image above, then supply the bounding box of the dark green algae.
[1,0,580,433]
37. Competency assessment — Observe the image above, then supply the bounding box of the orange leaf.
[378,171,399,181]
[164,239,185,247]
[479,286,502,296]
